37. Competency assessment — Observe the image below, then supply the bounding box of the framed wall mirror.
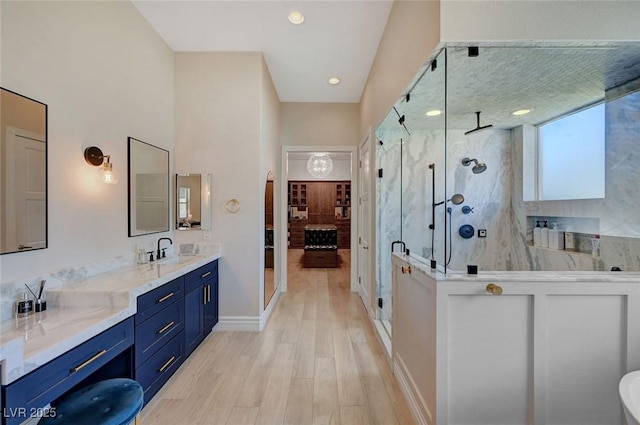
[0,87,47,254]
[128,137,169,237]
[175,173,212,230]
[264,172,275,308]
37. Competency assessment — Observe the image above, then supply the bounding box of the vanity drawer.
[136,277,184,325]
[135,300,184,367]
[136,331,184,404]
[184,260,218,293]
[2,318,134,425]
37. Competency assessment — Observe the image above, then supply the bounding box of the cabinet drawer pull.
[207,285,211,303]
[203,286,207,305]
[71,349,107,373]
[157,292,174,303]
[157,321,175,334]
[158,356,176,373]
[201,271,212,279]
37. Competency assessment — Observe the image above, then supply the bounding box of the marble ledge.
[0,244,222,385]
[392,252,640,283]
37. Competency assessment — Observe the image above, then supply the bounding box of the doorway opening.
[280,147,357,293]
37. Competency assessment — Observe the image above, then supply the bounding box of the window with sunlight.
[537,102,605,200]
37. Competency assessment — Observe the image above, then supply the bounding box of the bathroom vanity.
[0,247,221,423]
[391,253,640,425]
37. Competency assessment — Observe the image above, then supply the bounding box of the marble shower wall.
[445,129,513,272]
[510,89,640,271]
[401,131,446,264]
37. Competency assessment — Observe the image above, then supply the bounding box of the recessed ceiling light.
[425,109,442,117]
[328,77,340,85]
[512,109,531,116]
[288,11,305,25]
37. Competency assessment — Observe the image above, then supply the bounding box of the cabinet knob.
[486,283,503,295]
[401,266,412,274]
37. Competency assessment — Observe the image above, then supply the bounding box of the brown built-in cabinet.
[288,181,350,249]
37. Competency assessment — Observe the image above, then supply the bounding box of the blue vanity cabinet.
[1,318,134,425]
[134,276,185,405]
[184,260,218,357]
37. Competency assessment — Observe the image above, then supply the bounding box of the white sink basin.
[620,371,640,425]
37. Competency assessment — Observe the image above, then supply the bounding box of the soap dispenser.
[533,221,542,247]
[540,221,549,248]
[548,222,565,250]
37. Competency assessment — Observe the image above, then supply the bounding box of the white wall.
[174,52,270,323]
[359,0,441,139]
[0,1,174,284]
[280,102,360,147]
[441,0,640,42]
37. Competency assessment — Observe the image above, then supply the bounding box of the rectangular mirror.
[0,87,47,254]
[128,137,169,237]
[175,173,212,231]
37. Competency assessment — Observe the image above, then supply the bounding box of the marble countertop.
[392,252,640,283]
[0,246,221,385]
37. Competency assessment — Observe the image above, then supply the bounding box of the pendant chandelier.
[307,152,333,178]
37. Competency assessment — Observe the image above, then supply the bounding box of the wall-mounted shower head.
[450,193,465,205]
[462,157,487,174]
[434,193,465,207]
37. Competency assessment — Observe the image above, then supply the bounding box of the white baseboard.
[214,315,260,332]
[260,287,282,330]
[394,354,431,425]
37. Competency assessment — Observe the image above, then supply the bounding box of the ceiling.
[379,44,640,136]
[132,0,394,103]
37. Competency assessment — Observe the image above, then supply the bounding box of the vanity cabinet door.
[184,284,205,357]
[184,260,219,355]
[203,277,218,334]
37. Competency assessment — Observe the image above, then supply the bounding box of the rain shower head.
[462,157,487,174]
[464,111,493,135]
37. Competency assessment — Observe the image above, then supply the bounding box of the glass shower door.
[375,117,405,337]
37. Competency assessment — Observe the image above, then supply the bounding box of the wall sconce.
[84,146,119,184]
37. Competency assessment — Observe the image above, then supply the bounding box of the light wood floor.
[141,249,415,425]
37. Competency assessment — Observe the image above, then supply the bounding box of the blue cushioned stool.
[39,378,143,425]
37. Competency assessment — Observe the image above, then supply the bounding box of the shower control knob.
[462,206,474,214]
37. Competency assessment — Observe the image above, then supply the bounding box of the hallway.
[141,249,415,425]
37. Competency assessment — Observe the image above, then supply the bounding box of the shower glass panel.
[374,49,447,337]
[375,111,404,337]
[399,50,447,267]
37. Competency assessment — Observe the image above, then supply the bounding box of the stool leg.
[133,413,141,425]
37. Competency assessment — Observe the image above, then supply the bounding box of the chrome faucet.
[157,237,173,259]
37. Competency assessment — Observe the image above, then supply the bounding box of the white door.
[3,128,46,252]
[358,135,372,316]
